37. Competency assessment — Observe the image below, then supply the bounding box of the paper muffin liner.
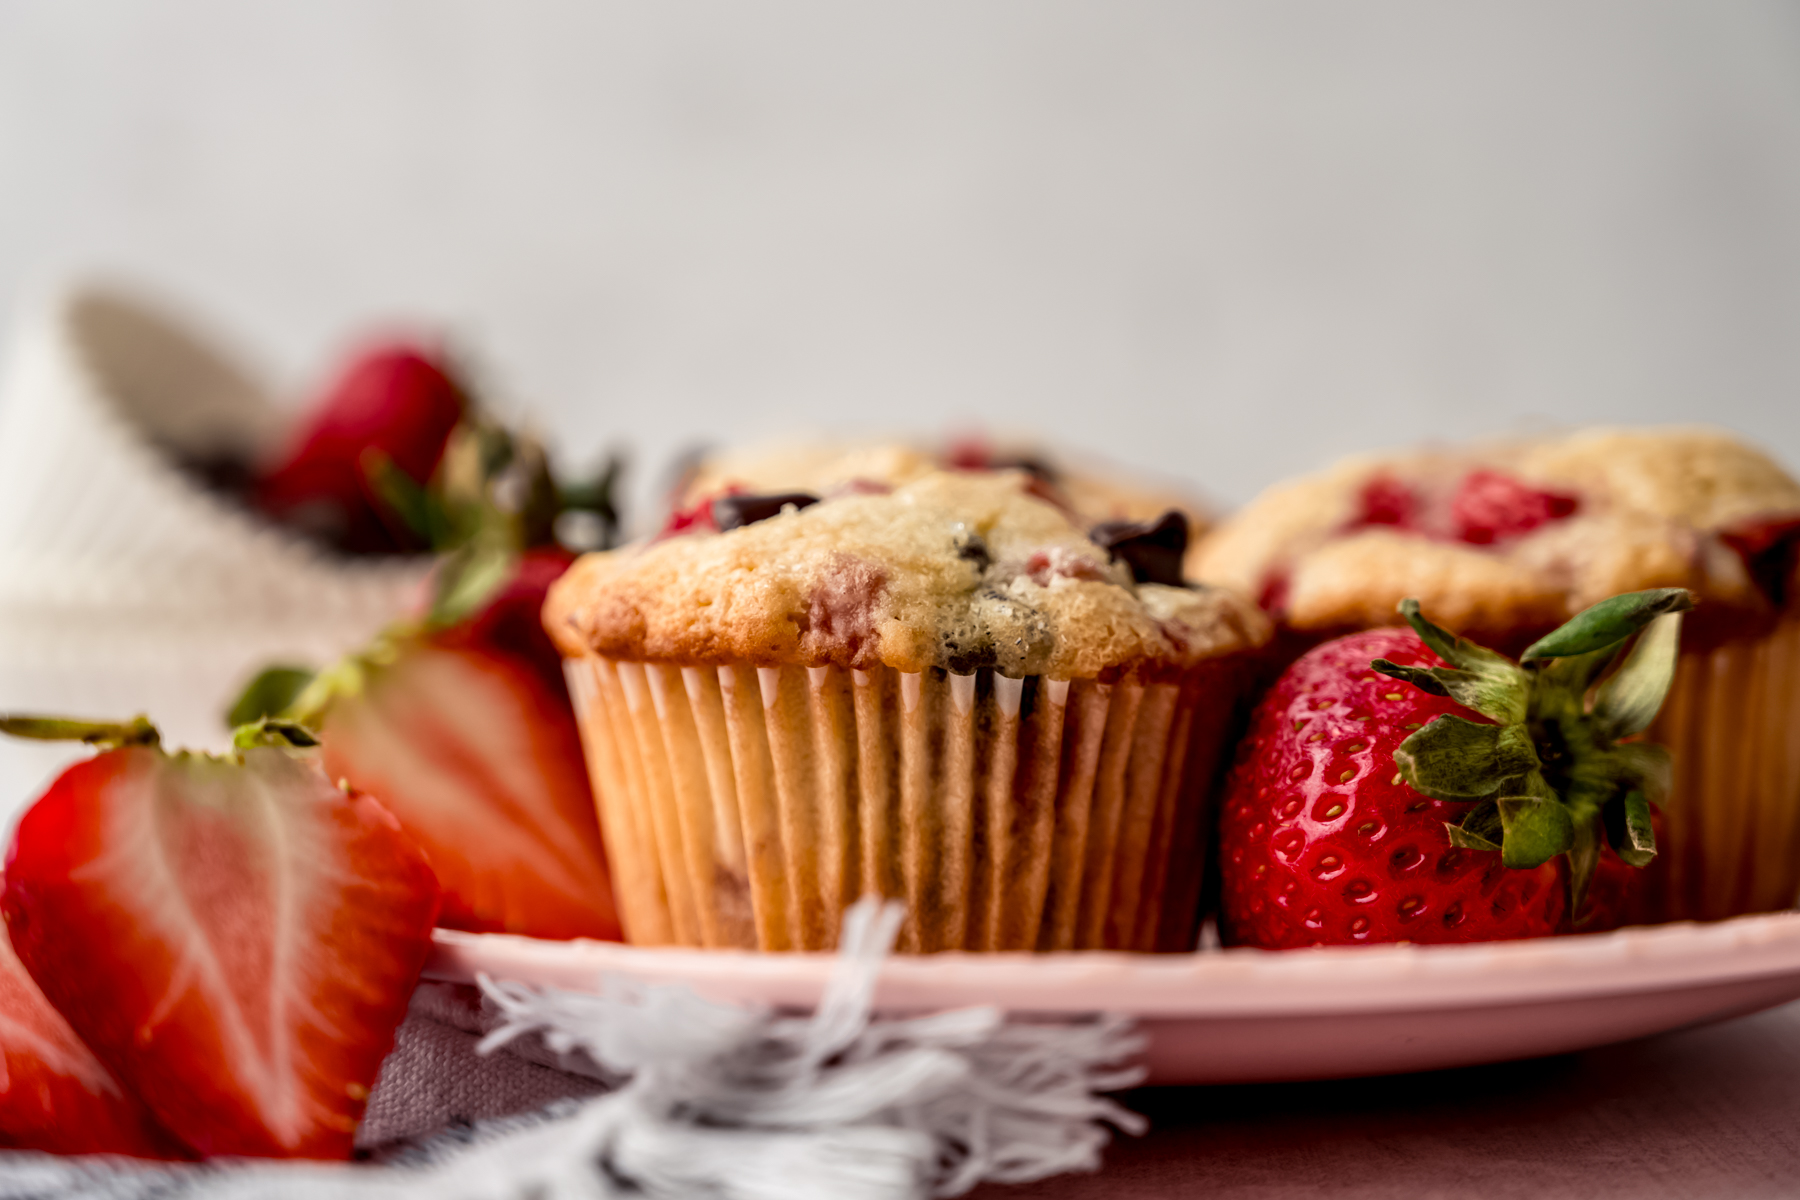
[1647,611,1800,922]
[564,655,1248,953]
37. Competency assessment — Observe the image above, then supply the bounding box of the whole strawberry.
[1220,589,1691,948]
[255,342,466,554]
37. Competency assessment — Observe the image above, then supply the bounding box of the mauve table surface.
[984,999,1800,1200]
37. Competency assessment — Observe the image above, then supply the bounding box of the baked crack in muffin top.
[546,470,1267,679]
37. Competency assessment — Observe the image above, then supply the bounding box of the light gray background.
[3,1,1799,514]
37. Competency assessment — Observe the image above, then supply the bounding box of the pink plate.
[425,911,1800,1084]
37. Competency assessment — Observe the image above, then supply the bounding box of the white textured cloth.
[0,900,1142,1199]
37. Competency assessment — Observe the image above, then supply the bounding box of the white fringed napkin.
[0,900,1145,1199]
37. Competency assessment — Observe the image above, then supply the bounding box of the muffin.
[1191,427,1800,921]
[673,436,1210,534]
[544,469,1269,953]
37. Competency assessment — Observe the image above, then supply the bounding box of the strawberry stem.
[0,715,159,747]
[231,719,321,750]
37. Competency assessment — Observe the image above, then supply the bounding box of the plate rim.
[425,909,1800,1018]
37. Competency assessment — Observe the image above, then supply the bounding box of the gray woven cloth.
[354,982,607,1153]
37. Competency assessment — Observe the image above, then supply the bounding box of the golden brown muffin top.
[1190,427,1800,637]
[676,437,1211,533]
[547,470,1268,678]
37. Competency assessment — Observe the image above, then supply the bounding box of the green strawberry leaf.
[1359,592,1689,915]
[431,535,520,628]
[1445,800,1505,851]
[1566,820,1602,919]
[1372,660,1527,724]
[1520,588,1694,663]
[1603,789,1658,868]
[1533,643,1623,697]
[363,449,456,547]
[1371,659,1451,698]
[224,666,317,730]
[1497,793,1575,868]
[1593,612,1684,738]
[1394,716,1539,801]
[1396,598,1518,675]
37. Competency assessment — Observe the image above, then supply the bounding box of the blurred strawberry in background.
[254,342,467,554]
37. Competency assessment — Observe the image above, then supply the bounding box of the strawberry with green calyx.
[1371,587,1692,910]
[0,713,439,1158]
[1218,588,1692,949]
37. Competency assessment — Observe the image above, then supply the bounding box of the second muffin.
[545,470,1269,953]
[1192,427,1800,922]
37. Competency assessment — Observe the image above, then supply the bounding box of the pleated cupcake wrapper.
[566,656,1244,953]
[1650,612,1800,922]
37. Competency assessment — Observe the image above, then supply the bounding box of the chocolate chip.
[955,530,992,571]
[711,492,820,531]
[1091,510,1190,587]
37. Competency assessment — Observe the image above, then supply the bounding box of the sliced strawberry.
[297,548,620,942]
[315,640,620,941]
[0,877,185,1157]
[1,738,439,1158]
[255,343,466,554]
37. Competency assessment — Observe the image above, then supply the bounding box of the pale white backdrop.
[2,0,1800,816]
[2,0,1799,515]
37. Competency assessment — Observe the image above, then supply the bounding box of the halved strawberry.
[310,640,620,940]
[291,551,622,941]
[0,874,185,1157]
[0,718,440,1158]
